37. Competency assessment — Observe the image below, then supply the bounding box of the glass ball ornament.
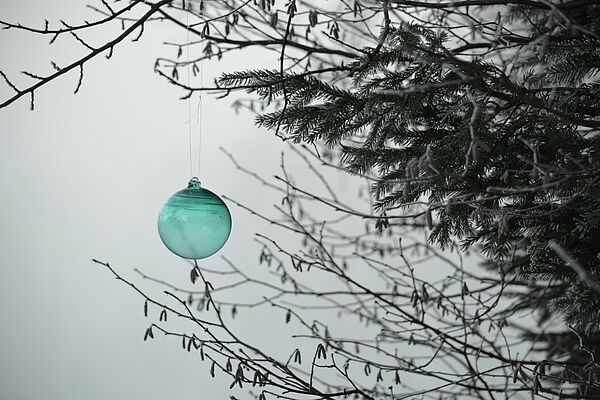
[157,177,232,259]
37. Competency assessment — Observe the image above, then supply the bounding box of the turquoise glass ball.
[157,178,231,259]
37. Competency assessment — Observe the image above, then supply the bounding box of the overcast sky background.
[0,2,364,399]
[0,1,480,398]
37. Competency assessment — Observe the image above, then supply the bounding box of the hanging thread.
[184,1,203,179]
[196,37,203,179]
[186,3,193,178]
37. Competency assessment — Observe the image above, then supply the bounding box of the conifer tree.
[217,1,600,332]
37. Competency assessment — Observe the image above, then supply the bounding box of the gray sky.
[0,2,473,399]
[0,2,313,399]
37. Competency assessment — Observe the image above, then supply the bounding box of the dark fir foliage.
[220,5,600,333]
